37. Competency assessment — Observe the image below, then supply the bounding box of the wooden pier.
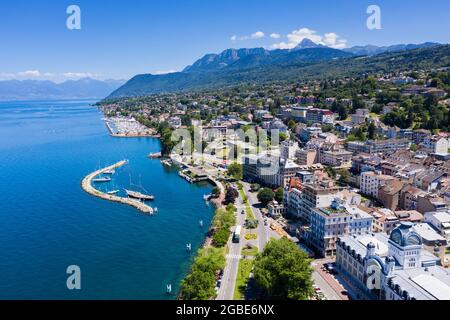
[81,160,154,214]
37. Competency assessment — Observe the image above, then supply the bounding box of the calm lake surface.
[0,100,214,299]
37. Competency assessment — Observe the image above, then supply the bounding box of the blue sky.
[0,0,449,82]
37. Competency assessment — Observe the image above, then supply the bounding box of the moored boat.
[124,189,154,201]
[148,152,162,159]
[93,176,112,183]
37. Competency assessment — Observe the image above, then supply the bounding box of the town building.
[295,149,318,166]
[307,199,373,257]
[336,223,450,300]
[268,201,285,218]
[424,210,450,242]
[299,180,344,222]
[347,139,410,154]
[360,171,396,199]
[370,208,400,235]
[417,195,448,214]
[284,177,304,218]
[320,147,353,168]
[378,180,405,211]
[351,108,370,125]
[412,223,448,266]
[280,140,299,160]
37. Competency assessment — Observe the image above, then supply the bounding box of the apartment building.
[347,139,410,154]
[360,171,396,199]
[299,180,344,222]
[307,199,373,257]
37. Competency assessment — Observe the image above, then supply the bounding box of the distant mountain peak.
[293,38,325,50]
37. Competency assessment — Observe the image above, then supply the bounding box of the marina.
[81,160,154,214]
[104,117,156,137]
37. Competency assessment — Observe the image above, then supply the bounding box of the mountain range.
[107,40,447,99]
[343,41,439,56]
[0,78,125,101]
[1,40,445,101]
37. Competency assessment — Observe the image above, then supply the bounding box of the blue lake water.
[0,100,214,299]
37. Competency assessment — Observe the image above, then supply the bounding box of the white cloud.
[231,30,266,41]
[250,31,265,39]
[271,27,348,50]
[63,72,98,79]
[17,70,44,77]
[270,33,281,39]
[322,32,348,49]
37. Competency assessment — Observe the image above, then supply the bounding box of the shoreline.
[81,160,154,214]
[109,133,160,138]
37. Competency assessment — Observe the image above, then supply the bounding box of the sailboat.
[125,173,155,201]
[93,176,111,183]
[107,188,120,195]
[125,189,154,201]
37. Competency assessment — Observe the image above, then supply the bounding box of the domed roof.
[389,222,422,247]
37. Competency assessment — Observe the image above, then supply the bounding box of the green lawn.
[242,246,258,256]
[239,189,255,220]
[233,259,254,300]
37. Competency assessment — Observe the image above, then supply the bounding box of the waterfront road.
[216,189,247,300]
[217,183,281,300]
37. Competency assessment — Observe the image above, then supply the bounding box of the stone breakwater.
[81,160,154,214]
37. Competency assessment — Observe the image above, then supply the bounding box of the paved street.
[312,260,349,300]
[217,183,279,300]
[312,270,343,301]
[243,182,281,247]
[216,189,247,300]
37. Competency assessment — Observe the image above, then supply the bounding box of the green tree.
[337,169,352,186]
[257,188,275,206]
[253,238,313,300]
[212,208,236,229]
[250,183,261,192]
[212,227,230,247]
[337,104,348,120]
[180,247,226,300]
[368,122,376,140]
[274,187,284,203]
[227,162,243,180]
[287,120,296,130]
[224,187,239,205]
